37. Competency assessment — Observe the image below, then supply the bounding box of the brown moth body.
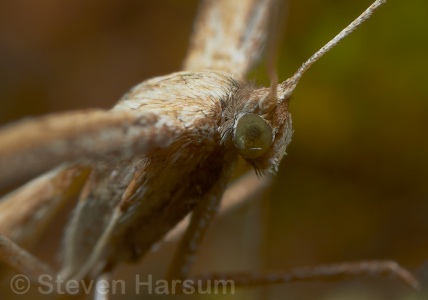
[62,70,293,280]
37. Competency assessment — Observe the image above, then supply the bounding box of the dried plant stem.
[0,109,179,189]
[190,261,419,290]
[183,0,276,78]
[0,234,55,282]
[0,165,89,248]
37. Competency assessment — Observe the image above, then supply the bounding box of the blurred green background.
[0,0,427,299]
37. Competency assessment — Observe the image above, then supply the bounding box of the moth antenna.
[280,0,387,99]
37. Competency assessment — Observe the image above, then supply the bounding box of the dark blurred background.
[0,0,427,299]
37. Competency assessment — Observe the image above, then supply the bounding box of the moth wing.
[61,71,238,280]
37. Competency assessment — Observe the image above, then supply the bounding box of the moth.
[0,0,419,298]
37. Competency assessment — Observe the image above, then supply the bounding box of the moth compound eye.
[234,113,273,159]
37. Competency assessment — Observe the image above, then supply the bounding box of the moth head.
[221,80,293,175]
[222,0,387,174]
